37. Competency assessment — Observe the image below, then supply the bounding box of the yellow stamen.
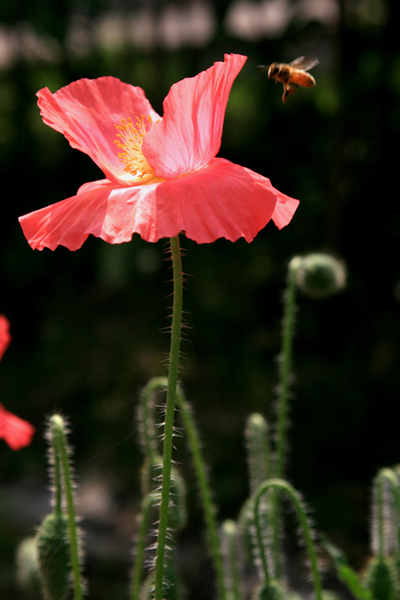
[114,115,156,178]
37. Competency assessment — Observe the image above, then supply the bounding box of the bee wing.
[289,55,319,72]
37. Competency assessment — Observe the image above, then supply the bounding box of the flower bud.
[36,512,70,600]
[363,556,398,600]
[245,413,271,495]
[221,519,242,596]
[292,253,346,299]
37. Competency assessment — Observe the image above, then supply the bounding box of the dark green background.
[1,0,399,597]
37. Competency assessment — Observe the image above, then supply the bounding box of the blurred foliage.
[1,0,400,597]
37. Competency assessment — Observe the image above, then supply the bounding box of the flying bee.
[258,56,319,103]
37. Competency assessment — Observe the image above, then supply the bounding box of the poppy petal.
[142,54,247,179]
[0,315,11,361]
[19,158,298,250]
[0,404,35,451]
[271,192,300,229]
[37,77,160,184]
[18,180,138,250]
[128,158,298,243]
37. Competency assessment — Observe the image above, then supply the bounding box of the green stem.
[272,259,299,578]
[139,376,227,600]
[50,415,84,600]
[176,386,227,600]
[154,235,183,600]
[130,494,155,600]
[140,378,165,465]
[51,425,63,517]
[276,260,298,478]
[139,377,167,494]
[254,479,322,600]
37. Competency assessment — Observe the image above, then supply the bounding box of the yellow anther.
[114,115,156,178]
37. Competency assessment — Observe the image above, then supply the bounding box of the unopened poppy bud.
[221,519,242,596]
[363,556,398,600]
[36,512,70,600]
[292,253,346,299]
[245,413,271,495]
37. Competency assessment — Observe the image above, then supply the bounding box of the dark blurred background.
[1,0,400,597]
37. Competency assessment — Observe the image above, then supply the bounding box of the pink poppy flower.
[0,403,35,450]
[19,54,299,250]
[0,315,12,361]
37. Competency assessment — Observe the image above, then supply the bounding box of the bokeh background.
[1,0,400,597]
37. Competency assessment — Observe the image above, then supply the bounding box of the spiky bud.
[363,556,398,600]
[221,519,242,597]
[245,413,271,495]
[36,512,70,600]
[292,253,346,299]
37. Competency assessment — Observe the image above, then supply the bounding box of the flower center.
[114,115,157,179]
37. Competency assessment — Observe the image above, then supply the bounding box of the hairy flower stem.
[131,494,155,600]
[140,376,227,600]
[276,260,298,480]
[140,377,165,477]
[254,479,322,600]
[51,422,63,518]
[154,235,183,600]
[49,415,84,600]
[271,260,298,577]
[176,386,227,600]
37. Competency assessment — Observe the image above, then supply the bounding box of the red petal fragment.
[0,315,11,361]
[271,192,300,229]
[0,404,35,451]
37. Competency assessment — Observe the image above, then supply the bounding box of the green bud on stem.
[291,253,346,299]
[36,512,70,600]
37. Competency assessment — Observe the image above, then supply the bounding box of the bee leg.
[282,83,290,103]
[282,83,298,103]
